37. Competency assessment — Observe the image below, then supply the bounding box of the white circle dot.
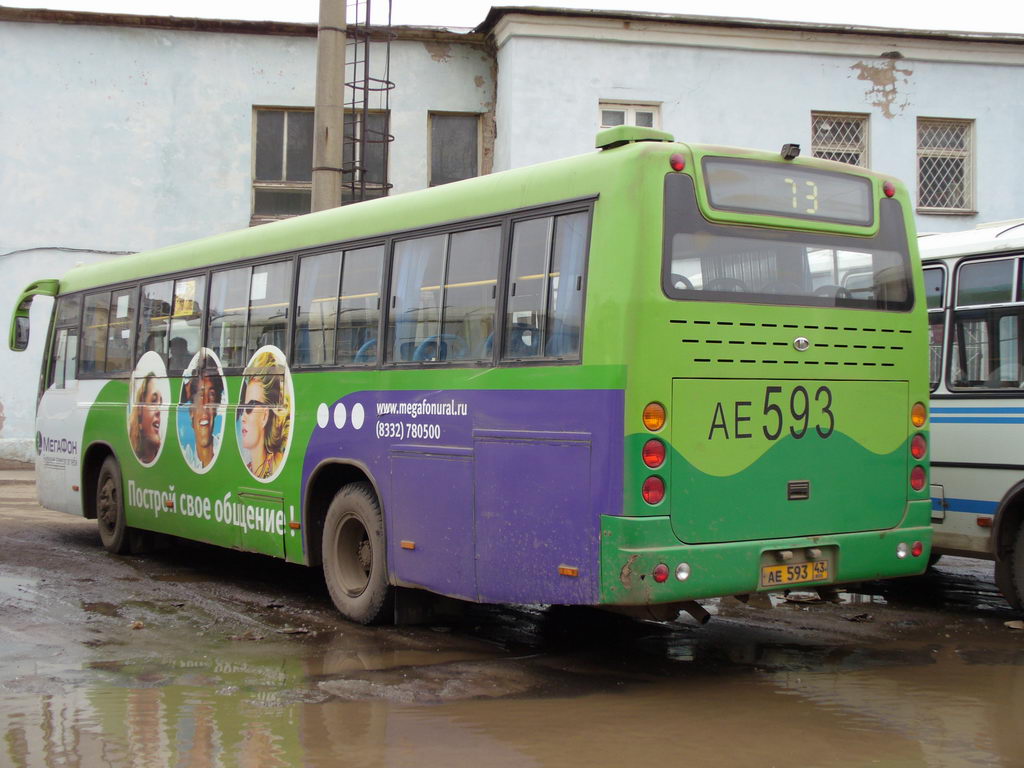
[333,403,347,429]
[352,403,365,430]
[316,403,330,429]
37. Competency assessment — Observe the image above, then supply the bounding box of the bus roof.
[918,219,1024,261]
[54,135,897,295]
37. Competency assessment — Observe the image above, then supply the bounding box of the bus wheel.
[322,482,391,624]
[96,456,130,554]
[1005,525,1024,611]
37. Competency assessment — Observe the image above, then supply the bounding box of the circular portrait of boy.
[236,345,293,483]
[127,351,171,467]
[177,348,227,473]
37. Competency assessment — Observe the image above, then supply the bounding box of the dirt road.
[2,472,1022,767]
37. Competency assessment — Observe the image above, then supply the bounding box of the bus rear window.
[663,174,913,311]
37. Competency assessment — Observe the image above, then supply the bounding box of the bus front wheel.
[96,456,130,554]
[322,482,391,624]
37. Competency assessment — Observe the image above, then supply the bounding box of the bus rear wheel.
[322,482,391,624]
[1004,524,1024,611]
[96,456,130,554]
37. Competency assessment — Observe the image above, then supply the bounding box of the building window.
[430,113,479,187]
[599,102,660,130]
[252,108,390,223]
[917,118,974,213]
[252,108,314,225]
[811,112,868,167]
[343,111,391,203]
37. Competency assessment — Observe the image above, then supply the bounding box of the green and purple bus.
[10,126,932,624]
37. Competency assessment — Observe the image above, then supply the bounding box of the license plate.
[760,559,830,588]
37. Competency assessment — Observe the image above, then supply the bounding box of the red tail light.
[910,434,927,460]
[910,466,926,491]
[642,439,666,468]
[642,476,665,505]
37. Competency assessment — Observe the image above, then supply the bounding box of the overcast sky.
[5,0,1024,34]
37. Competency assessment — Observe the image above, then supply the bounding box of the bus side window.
[337,245,384,365]
[138,280,173,364]
[247,260,292,359]
[504,211,589,361]
[48,295,81,388]
[295,251,342,366]
[209,267,250,369]
[443,227,500,361]
[387,235,446,363]
[169,276,206,373]
[49,329,68,389]
[105,288,136,374]
[80,291,111,375]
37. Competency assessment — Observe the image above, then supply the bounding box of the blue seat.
[413,334,467,362]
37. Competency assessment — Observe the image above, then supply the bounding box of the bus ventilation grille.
[670,320,910,369]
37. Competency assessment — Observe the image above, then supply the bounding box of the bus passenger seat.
[353,338,377,363]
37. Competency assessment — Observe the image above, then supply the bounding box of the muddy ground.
[2,472,1023,767]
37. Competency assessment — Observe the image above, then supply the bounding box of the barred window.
[917,118,974,213]
[811,112,868,167]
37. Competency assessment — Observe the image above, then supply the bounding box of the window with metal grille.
[917,118,974,213]
[599,101,660,130]
[811,112,868,167]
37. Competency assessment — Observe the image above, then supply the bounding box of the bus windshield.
[663,175,913,311]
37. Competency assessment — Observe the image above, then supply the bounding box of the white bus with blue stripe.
[920,220,1024,608]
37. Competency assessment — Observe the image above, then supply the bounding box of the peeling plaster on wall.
[423,40,452,63]
[480,52,497,176]
[851,59,913,119]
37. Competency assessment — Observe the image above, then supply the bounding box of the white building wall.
[491,15,1024,234]
[0,14,493,459]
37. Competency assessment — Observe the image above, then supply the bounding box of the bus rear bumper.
[599,504,932,606]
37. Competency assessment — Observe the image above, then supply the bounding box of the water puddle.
[4,558,1024,766]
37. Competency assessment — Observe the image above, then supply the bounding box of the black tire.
[322,482,391,624]
[1002,524,1024,610]
[96,456,130,554]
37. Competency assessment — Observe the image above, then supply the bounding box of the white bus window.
[951,310,1023,388]
[923,266,945,309]
[957,259,1013,306]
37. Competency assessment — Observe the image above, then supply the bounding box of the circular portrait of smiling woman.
[177,348,227,474]
[236,345,293,483]
[127,351,171,467]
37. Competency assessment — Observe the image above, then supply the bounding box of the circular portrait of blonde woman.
[177,348,227,474]
[236,345,293,483]
[127,351,171,467]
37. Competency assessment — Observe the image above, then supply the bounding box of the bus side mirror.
[9,279,60,352]
[12,315,29,351]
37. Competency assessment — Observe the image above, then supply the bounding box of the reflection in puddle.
[838,592,888,606]
[3,610,1024,767]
